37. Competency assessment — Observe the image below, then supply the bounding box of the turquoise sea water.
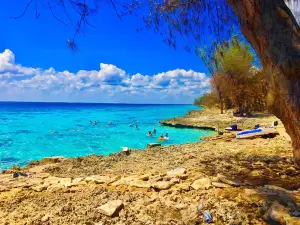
[0,102,215,170]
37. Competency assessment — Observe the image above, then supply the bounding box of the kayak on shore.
[236,127,278,139]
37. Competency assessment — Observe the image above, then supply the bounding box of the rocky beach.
[0,108,300,225]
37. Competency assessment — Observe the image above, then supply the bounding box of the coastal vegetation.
[195,37,268,116]
[193,93,218,108]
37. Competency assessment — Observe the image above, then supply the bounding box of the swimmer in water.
[136,125,139,130]
[148,131,152,136]
[153,129,156,134]
[164,133,169,140]
[129,124,133,127]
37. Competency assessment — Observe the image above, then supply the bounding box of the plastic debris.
[203,211,213,223]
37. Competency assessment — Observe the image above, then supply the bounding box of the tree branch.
[11,0,34,19]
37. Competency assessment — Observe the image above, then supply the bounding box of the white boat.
[236,127,278,139]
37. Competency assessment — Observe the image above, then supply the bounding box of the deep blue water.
[0,102,214,170]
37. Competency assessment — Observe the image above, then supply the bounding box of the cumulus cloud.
[0,49,211,103]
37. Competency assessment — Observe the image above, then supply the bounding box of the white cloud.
[0,49,210,103]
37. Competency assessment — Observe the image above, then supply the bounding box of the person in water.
[165,133,169,138]
[148,131,152,136]
[160,134,164,138]
[153,129,156,134]
[129,124,133,127]
[136,125,139,130]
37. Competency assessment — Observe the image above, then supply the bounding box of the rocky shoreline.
[0,108,299,224]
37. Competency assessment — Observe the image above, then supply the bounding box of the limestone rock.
[27,178,44,186]
[129,180,151,188]
[170,178,180,184]
[110,175,138,186]
[60,178,72,187]
[191,178,212,190]
[219,177,243,187]
[85,175,111,184]
[167,168,186,177]
[139,174,149,181]
[44,176,61,185]
[172,183,191,191]
[29,165,51,173]
[152,181,173,190]
[149,175,163,183]
[263,185,290,193]
[41,215,50,222]
[244,189,257,196]
[0,185,9,192]
[32,185,47,192]
[47,183,64,192]
[264,201,300,224]
[13,182,31,188]
[40,156,65,164]
[252,161,266,168]
[71,178,86,186]
[35,173,50,179]
[107,176,120,185]
[251,170,263,177]
[212,182,231,188]
[174,203,188,210]
[146,143,161,150]
[98,200,123,217]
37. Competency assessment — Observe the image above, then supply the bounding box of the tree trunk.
[228,0,300,166]
[219,90,224,114]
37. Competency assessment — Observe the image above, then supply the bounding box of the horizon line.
[0,100,195,105]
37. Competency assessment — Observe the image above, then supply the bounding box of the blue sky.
[0,1,299,103]
[0,1,212,103]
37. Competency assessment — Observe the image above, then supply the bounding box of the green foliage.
[211,37,268,114]
[194,92,219,108]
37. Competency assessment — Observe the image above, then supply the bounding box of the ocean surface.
[0,102,215,171]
